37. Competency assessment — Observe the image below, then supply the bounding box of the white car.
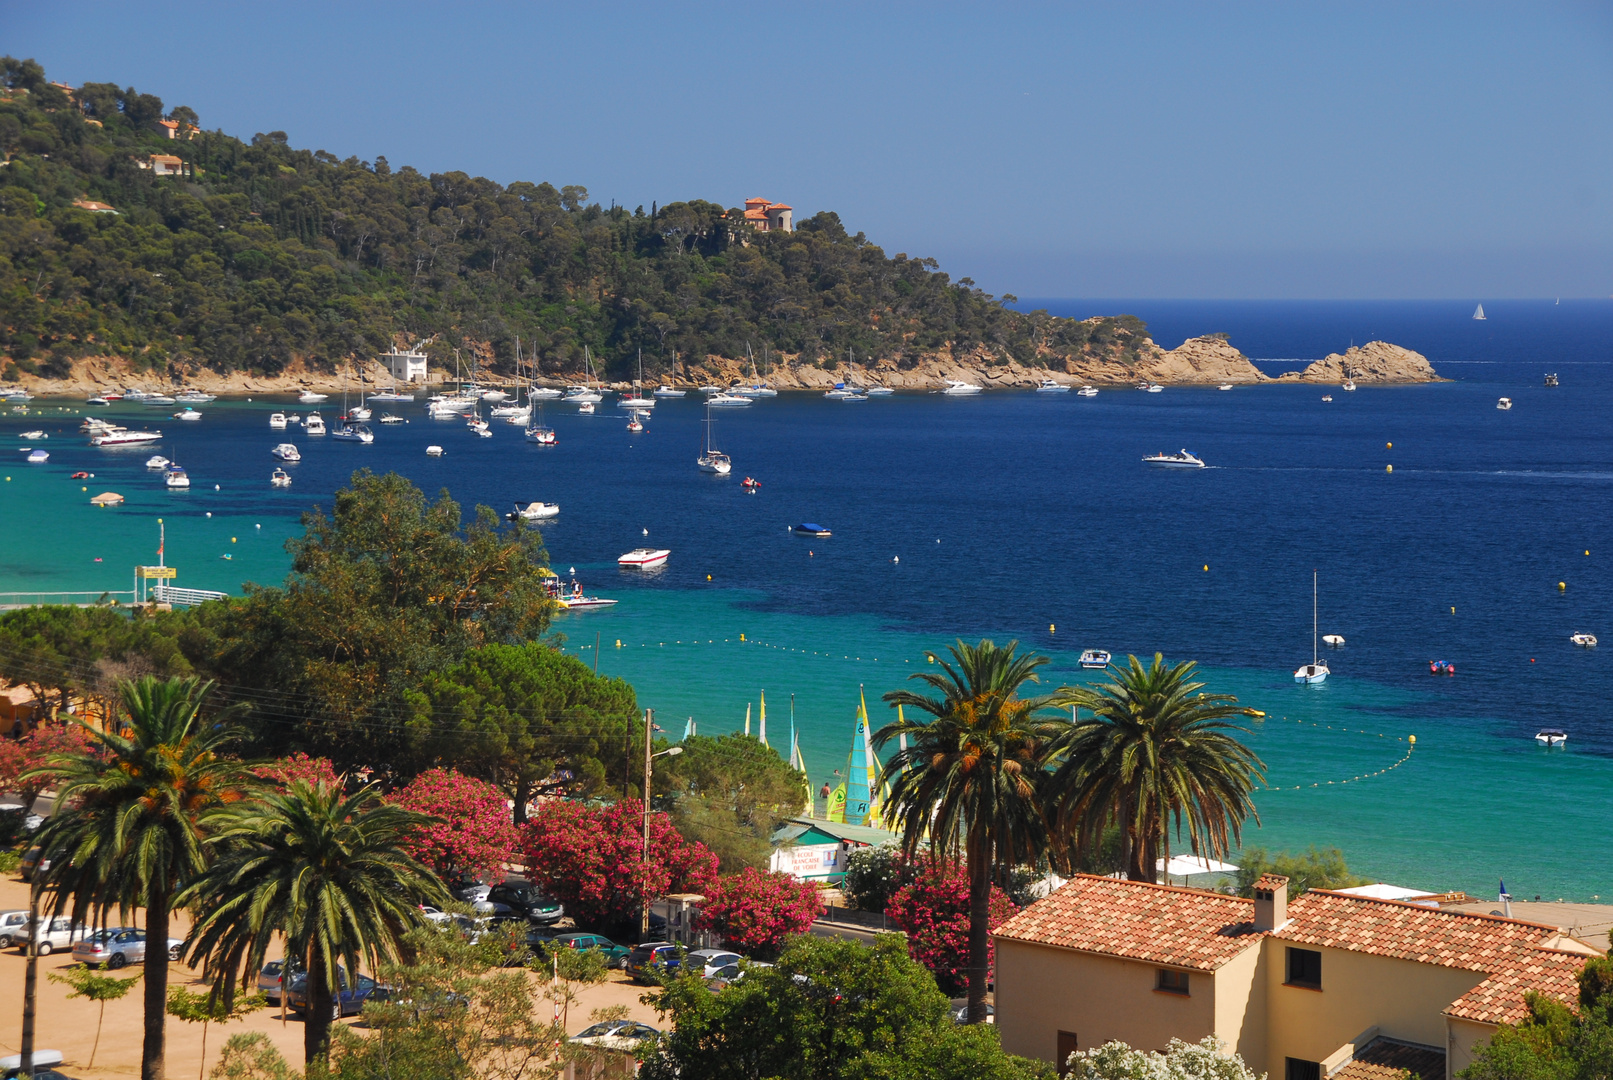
[569,1020,661,1053]
[21,916,87,956]
[683,948,745,977]
[72,926,182,968]
[0,910,33,949]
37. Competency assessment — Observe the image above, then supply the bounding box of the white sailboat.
[1473,304,1486,321]
[697,404,732,474]
[619,349,656,408]
[564,347,604,403]
[1294,570,1330,684]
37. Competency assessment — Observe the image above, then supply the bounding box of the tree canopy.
[0,56,1151,383]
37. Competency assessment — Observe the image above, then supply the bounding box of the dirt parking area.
[0,873,663,1079]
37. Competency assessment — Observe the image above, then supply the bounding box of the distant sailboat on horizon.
[1473,303,1486,321]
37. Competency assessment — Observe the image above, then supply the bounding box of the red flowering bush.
[0,724,95,807]
[695,867,824,958]
[886,863,1018,994]
[252,753,342,792]
[391,768,518,882]
[517,799,718,931]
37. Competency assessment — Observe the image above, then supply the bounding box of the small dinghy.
[1429,660,1456,676]
[25,449,48,463]
[507,501,560,520]
[1534,729,1567,747]
[1322,634,1345,646]
[426,445,445,456]
[1497,397,1512,410]
[741,477,761,492]
[1570,633,1597,648]
[791,523,832,537]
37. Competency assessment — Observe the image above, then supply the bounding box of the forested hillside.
[0,57,1148,383]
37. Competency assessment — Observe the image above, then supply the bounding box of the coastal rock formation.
[1276,341,1440,384]
[1131,335,1268,385]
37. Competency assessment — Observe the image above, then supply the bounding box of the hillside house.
[742,197,793,233]
[994,874,1600,1079]
[156,119,198,140]
[145,154,187,177]
[381,347,428,384]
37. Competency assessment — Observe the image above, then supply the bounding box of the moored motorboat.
[1142,450,1206,469]
[145,455,170,469]
[271,443,301,461]
[19,430,44,439]
[1496,397,1512,410]
[1534,729,1567,746]
[173,407,203,421]
[92,427,163,446]
[791,523,832,537]
[25,449,48,463]
[1322,395,1334,402]
[708,393,753,407]
[1077,386,1099,397]
[618,548,670,569]
[1217,384,1234,391]
[1570,633,1597,648]
[940,379,983,395]
[165,465,191,489]
[270,467,292,488]
[379,413,404,424]
[1145,383,1164,393]
[304,412,326,435]
[270,412,288,429]
[1342,379,1356,392]
[1036,379,1070,393]
[298,390,328,403]
[425,445,445,456]
[577,401,595,414]
[1544,373,1558,387]
[865,386,894,396]
[175,389,215,403]
[654,386,686,398]
[1079,649,1111,669]
[547,574,619,609]
[85,396,111,406]
[507,501,560,520]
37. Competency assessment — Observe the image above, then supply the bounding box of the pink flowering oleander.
[391,767,519,882]
[252,752,341,792]
[695,867,824,955]
[517,799,718,929]
[887,863,1017,994]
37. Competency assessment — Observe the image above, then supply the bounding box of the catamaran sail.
[828,688,880,827]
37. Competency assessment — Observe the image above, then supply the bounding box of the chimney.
[1253,874,1289,931]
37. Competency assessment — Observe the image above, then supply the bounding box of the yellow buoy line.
[571,633,915,665]
[1256,714,1418,791]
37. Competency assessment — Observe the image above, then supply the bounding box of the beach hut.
[89,491,124,506]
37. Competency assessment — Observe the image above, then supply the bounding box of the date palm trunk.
[304,948,336,1065]
[966,830,992,1024]
[142,893,171,1080]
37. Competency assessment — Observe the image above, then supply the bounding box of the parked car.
[286,968,384,1019]
[448,876,491,904]
[257,958,304,1005]
[0,910,33,949]
[683,948,744,978]
[705,958,771,991]
[625,942,681,984]
[21,915,86,955]
[547,932,630,968]
[484,881,563,925]
[0,802,43,831]
[72,927,181,968]
[18,847,49,883]
[568,1020,660,1053]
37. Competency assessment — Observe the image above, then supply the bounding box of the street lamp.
[641,707,683,940]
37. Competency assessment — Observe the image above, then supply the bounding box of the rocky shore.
[2,335,1438,396]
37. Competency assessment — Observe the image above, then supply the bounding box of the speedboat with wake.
[1142,450,1205,469]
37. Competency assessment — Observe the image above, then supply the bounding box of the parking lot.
[0,873,661,1079]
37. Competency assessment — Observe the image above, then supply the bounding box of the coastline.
[2,337,1440,397]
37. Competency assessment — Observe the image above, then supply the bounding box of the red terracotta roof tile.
[1278,891,1559,972]
[994,875,1263,970]
[1444,948,1586,1024]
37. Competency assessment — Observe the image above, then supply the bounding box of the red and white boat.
[617,548,670,569]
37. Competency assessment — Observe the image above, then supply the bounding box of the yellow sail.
[759,690,768,747]
[826,781,848,823]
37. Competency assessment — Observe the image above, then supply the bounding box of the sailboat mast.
[1313,569,1319,666]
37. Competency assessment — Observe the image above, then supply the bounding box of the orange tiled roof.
[743,208,769,220]
[994,875,1264,970]
[1445,948,1586,1024]
[1278,891,1559,972]
[150,154,183,165]
[745,197,771,207]
[765,203,791,211]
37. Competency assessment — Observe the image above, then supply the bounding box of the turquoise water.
[2,299,1609,900]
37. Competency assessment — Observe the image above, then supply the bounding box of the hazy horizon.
[9,1,1611,300]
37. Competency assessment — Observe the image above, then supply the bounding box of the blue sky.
[8,1,1612,298]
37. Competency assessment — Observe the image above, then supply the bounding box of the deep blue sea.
[3,299,1610,900]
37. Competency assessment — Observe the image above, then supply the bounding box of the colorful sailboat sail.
[830,687,880,827]
[758,691,768,747]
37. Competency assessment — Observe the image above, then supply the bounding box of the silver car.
[684,948,744,977]
[72,927,181,968]
[0,910,32,949]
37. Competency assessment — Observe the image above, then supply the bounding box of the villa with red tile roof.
[742,197,792,233]
[994,874,1599,1080]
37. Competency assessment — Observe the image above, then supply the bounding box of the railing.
[150,584,228,607]
[0,590,136,608]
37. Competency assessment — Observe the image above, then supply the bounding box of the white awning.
[1157,855,1239,878]
[1331,883,1436,903]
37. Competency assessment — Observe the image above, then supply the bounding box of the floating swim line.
[565,634,914,665]
[1256,715,1417,791]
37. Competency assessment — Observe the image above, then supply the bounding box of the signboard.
[771,843,844,881]
[137,566,177,579]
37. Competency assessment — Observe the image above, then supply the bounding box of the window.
[1156,968,1190,995]
[1286,947,1322,988]
[1057,1031,1079,1077]
[1286,1059,1321,1080]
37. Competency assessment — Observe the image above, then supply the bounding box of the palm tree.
[1048,654,1265,884]
[29,676,244,1080]
[177,780,448,1066]
[875,639,1062,1024]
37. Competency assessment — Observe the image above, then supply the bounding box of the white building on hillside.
[382,347,428,384]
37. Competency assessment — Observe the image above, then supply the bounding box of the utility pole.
[640,708,653,941]
[20,881,41,1076]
